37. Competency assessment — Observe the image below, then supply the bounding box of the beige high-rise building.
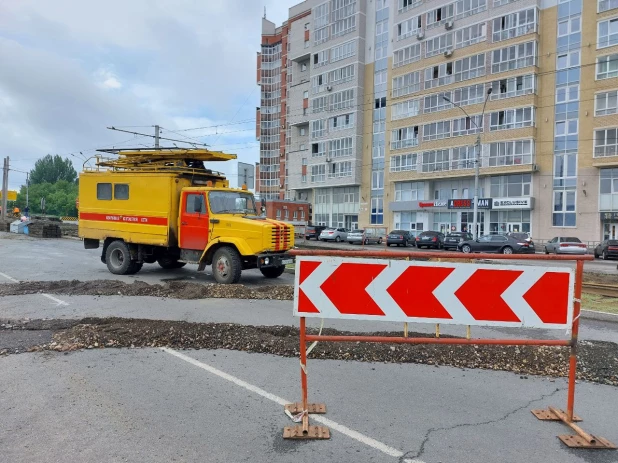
[258,0,618,242]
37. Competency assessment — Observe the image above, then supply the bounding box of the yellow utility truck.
[78,148,294,284]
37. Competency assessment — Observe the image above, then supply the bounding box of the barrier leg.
[283,317,329,439]
[532,261,616,449]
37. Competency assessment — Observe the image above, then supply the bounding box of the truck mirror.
[193,196,203,213]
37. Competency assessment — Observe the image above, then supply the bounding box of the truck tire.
[212,247,242,284]
[157,257,186,269]
[260,265,285,279]
[127,262,143,275]
[105,240,133,275]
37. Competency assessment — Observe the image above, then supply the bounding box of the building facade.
[258,0,618,241]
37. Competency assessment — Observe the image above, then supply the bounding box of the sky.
[0,0,295,190]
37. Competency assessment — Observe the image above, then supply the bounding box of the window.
[553,191,576,227]
[493,8,537,42]
[312,141,327,158]
[393,44,421,68]
[463,188,469,198]
[599,168,618,210]
[596,91,618,116]
[455,0,487,19]
[370,197,384,224]
[424,62,454,89]
[451,145,476,169]
[329,89,354,111]
[490,74,536,100]
[330,40,356,62]
[329,113,354,131]
[421,149,450,172]
[372,170,384,189]
[301,62,307,71]
[595,128,618,157]
[556,84,579,105]
[555,120,578,139]
[302,157,308,166]
[392,98,420,120]
[328,64,355,84]
[426,3,454,29]
[557,50,580,70]
[423,120,451,141]
[300,127,306,136]
[396,16,422,41]
[398,0,422,13]
[425,33,454,57]
[303,91,309,99]
[599,0,618,13]
[329,161,352,178]
[598,18,618,48]
[553,153,577,188]
[490,174,532,197]
[424,91,452,113]
[455,22,487,49]
[452,115,483,136]
[392,71,421,98]
[558,16,581,37]
[97,183,112,200]
[492,41,536,73]
[452,83,485,106]
[293,210,298,219]
[284,209,289,219]
[390,153,418,172]
[311,164,326,183]
[394,181,425,201]
[313,49,329,68]
[488,140,534,166]
[489,107,534,131]
[454,53,485,83]
[312,95,328,113]
[596,54,618,80]
[114,184,129,200]
[276,209,281,218]
[331,0,357,38]
[391,126,419,149]
[311,119,326,138]
[328,137,353,157]
[301,210,306,219]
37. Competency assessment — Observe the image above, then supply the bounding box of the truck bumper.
[257,253,295,268]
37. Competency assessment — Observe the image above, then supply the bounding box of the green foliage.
[29,155,77,185]
[15,181,78,217]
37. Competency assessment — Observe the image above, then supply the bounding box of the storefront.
[601,212,618,240]
[488,197,534,234]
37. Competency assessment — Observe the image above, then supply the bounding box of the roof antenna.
[264,6,266,19]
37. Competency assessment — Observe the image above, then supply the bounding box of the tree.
[29,155,77,185]
[15,181,78,217]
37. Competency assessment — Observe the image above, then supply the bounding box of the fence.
[283,249,616,449]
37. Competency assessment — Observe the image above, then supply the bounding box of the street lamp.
[443,88,492,240]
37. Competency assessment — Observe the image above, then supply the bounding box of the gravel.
[3,317,616,387]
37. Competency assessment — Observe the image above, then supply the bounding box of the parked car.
[347,229,383,245]
[544,237,588,255]
[386,230,414,247]
[319,227,348,242]
[458,234,535,254]
[594,239,618,260]
[305,225,326,240]
[443,232,473,250]
[415,231,445,249]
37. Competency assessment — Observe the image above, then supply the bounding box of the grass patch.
[582,293,618,315]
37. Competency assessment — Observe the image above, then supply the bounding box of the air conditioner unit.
[325,157,332,162]
[444,49,453,57]
[445,20,454,30]
[326,85,333,91]
[416,31,425,40]
[532,164,539,171]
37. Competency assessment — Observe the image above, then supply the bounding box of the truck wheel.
[260,265,285,279]
[127,262,143,275]
[157,257,186,269]
[105,240,133,275]
[212,247,242,284]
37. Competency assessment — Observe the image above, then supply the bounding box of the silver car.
[319,227,348,242]
[347,229,383,245]
[544,236,588,255]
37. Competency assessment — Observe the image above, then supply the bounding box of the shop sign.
[492,197,532,210]
[418,200,447,208]
[600,212,618,221]
[447,198,492,210]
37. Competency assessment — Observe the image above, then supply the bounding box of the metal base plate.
[283,425,330,440]
[285,402,327,414]
[558,434,617,449]
[531,408,582,422]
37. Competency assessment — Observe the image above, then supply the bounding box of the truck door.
[180,192,209,250]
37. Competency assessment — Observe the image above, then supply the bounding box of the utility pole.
[154,125,160,149]
[1,157,8,220]
[26,172,30,212]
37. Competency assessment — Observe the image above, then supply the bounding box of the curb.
[581,309,618,324]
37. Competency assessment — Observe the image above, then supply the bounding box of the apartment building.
[258,0,618,241]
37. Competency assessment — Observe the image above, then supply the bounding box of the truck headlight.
[264,257,270,265]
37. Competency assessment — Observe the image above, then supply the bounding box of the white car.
[319,227,348,242]
[544,236,588,255]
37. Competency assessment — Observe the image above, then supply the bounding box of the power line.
[106,127,207,147]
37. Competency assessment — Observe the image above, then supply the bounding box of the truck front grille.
[270,224,291,251]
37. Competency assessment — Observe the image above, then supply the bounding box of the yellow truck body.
[78,149,294,283]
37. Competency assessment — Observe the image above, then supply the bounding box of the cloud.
[95,68,122,90]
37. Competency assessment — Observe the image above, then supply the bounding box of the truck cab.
[78,148,294,284]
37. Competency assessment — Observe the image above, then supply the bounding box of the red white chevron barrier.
[283,250,616,450]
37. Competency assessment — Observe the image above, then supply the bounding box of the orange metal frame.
[285,250,614,449]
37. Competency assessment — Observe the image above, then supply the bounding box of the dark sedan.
[304,225,326,240]
[443,232,473,250]
[415,231,444,249]
[594,239,618,260]
[387,230,414,247]
[457,234,535,254]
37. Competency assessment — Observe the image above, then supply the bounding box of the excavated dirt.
[0,279,294,300]
[1,317,615,386]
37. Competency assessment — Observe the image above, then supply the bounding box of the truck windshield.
[208,191,257,215]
